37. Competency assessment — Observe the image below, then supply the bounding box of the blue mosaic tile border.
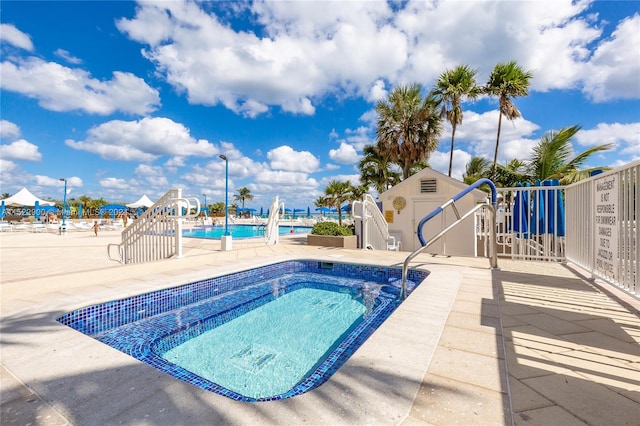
[56,260,429,401]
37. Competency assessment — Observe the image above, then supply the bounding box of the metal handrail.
[401,178,499,299]
[106,189,201,264]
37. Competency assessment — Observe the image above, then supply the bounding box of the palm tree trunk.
[448,125,457,177]
[492,112,503,180]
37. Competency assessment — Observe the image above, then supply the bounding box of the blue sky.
[1,0,639,210]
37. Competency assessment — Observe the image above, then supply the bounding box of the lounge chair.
[387,231,402,251]
[0,221,14,232]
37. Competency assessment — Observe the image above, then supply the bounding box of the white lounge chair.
[387,231,402,251]
[0,221,14,232]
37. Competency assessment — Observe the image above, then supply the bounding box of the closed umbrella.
[529,180,545,235]
[511,183,529,238]
[544,179,565,237]
[0,200,4,219]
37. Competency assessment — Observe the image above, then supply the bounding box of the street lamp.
[219,154,229,236]
[59,178,67,228]
[202,193,207,210]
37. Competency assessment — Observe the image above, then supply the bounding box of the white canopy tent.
[126,195,154,208]
[2,188,55,207]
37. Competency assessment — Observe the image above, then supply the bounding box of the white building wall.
[380,170,484,256]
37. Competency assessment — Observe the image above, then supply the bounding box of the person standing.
[93,220,99,236]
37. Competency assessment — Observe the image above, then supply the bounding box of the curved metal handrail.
[401,178,499,299]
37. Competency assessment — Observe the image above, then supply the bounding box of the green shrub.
[311,221,354,236]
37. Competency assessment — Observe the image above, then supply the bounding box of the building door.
[412,200,445,253]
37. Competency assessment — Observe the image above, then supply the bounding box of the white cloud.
[583,14,640,102]
[329,142,359,164]
[65,117,217,161]
[0,57,160,115]
[428,150,473,180]
[0,139,42,161]
[267,145,320,172]
[0,24,34,51]
[575,122,640,156]
[100,177,130,190]
[113,0,637,119]
[54,48,82,65]
[0,120,21,139]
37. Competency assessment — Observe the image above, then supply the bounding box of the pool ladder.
[400,178,499,299]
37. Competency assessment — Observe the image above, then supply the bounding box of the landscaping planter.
[307,234,357,249]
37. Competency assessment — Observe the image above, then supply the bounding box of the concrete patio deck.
[1,229,638,425]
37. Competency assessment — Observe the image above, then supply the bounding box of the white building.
[378,168,486,256]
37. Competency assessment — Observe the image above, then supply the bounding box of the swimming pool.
[57,260,428,401]
[184,224,312,239]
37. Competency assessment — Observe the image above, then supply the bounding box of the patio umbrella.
[511,183,529,238]
[259,206,263,217]
[544,179,565,237]
[307,206,311,217]
[292,208,305,219]
[99,204,127,219]
[0,200,4,219]
[529,180,545,235]
[34,201,40,220]
[78,204,83,219]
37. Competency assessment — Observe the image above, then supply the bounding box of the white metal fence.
[565,160,639,296]
[476,182,567,262]
[107,188,200,264]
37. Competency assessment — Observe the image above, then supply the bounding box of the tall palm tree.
[324,180,352,226]
[527,125,613,184]
[485,60,533,180]
[376,84,443,179]
[358,145,401,194]
[233,187,253,209]
[431,65,482,176]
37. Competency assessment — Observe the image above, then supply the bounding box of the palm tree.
[431,65,482,176]
[462,156,491,185]
[494,159,528,187]
[233,187,253,209]
[376,84,443,179]
[485,61,533,180]
[527,125,613,184]
[358,145,401,194]
[324,180,352,226]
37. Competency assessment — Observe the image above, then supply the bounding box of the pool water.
[163,286,366,399]
[57,260,429,401]
[184,224,312,239]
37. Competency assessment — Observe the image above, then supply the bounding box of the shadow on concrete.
[491,267,640,425]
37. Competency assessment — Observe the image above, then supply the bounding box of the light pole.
[202,193,207,210]
[219,154,232,250]
[59,178,67,228]
[219,154,229,236]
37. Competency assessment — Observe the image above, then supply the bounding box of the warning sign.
[594,175,617,280]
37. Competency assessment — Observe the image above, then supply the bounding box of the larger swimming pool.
[184,224,312,239]
[57,260,428,402]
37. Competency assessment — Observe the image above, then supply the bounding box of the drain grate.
[228,343,279,373]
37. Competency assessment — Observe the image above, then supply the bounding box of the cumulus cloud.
[575,122,640,157]
[583,14,640,102]
[0,24,33,51]
[65,117,217,161]
[0,57,160,115]
[329,142,359,164]
[0,120,21,139]
[114,0,637,121]
[0,139,42,161]
[267,145,320,172]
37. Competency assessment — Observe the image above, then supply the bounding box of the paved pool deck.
[1,229,638,425]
